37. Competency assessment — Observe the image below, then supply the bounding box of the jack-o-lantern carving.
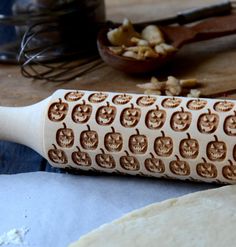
[145,105,166,129]
[72,146,92,167]
[222,160,236,180]
[207,135,227,161]
[169,155,190,176]
[170,107,192,132]
[96,102,116,125]
[48,98,68,122]
[56,123,74,148]
[179,133,199,159]
[154,131,173,157]
[88,92,108,103]
[197,109,219,134]
[129,129,148,154]
[112,94,132,105]
[136,95,156,107]
[162,97,182,108]
[80,125,98,150]
[72,100,92,124]
[214,101,234,112]
[95,149,116,169]
[144,153,165,173]
[224,111,236,136]
[104,127,123,152]
[234,145,236,161]
[120,103,141,128]
[120,151,140,171]
[64,91,84,102]
[196,157,217,178]
[48,144,68,164]
[187,99,207,110]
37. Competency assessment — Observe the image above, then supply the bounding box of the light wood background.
[0,0,235,106]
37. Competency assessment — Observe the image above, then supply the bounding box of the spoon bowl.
[97,27,177,73]
[97,14,236,73]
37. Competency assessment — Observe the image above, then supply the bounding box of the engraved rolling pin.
[0,89,235,183]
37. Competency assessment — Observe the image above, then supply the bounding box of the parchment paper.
[0,172,217,247]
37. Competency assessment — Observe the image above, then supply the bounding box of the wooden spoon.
[97,14,236,73]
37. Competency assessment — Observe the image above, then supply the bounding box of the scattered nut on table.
[137,76,201,97]
[107,19,176,60]
[187,89,201,98]
[165,76,182,96]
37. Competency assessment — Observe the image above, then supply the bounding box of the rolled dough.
[69,185,236,247]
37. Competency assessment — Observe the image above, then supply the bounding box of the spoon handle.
[191,13,236,39]
[167,14,236,48]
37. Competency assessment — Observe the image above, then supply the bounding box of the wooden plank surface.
[0,0,235,106]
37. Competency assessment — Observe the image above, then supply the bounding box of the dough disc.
[69,185,236,247]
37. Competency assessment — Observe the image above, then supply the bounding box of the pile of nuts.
[137,76,201,98]
[107,19,176,60]
[108,19,201,98]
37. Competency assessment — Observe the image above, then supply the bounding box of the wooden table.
[0,0,236,107]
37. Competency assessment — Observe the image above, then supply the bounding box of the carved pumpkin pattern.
[145,105,166,129]
[48,98,68,122]
[136,96,156,106]
[96,102,116,125]
[179,133,199,159]
[64,91,84,102]
[56,123,74,148]
[129,129,148,154]
[144,153,165,173]
[214,101,234,112]
[162,97,182,108]
[104,127,123,152]
[120,151,140,171]
[222,160,236,180]
[48,144,68,164]
[169,155,190,176]
[88,92,108,103]
[45,90,235,184]
[170,107,192,132]
[72,100,92,124]
[224,111,236,136]
[80,125,98,150]
[72,146,92,167]
[207,135,227,162]
[96,149,116,169]
[196,158,217,178]
[112,94,132,105]
[197,109,219,134]
[154,131,173,157]
[120,104,141,128]
[187,99,207,110]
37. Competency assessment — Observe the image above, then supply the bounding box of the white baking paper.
[0,172,217,247]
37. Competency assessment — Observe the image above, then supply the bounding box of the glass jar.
[0,0,106,63]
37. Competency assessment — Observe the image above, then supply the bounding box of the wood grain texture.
[0,0,235,106]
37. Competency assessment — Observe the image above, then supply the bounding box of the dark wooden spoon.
[97,14,236,73]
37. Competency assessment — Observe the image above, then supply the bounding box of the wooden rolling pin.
[0,89,235,184]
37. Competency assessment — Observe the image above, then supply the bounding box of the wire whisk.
[17,0,105,82]
[1,0,236,82]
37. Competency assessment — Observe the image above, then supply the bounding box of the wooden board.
[0,0,235,106]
